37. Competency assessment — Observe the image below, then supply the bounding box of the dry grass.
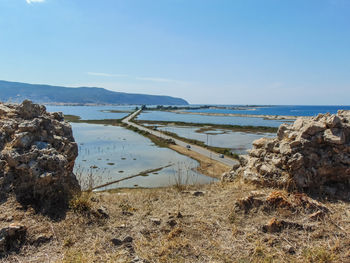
[1,179,350,262]
[69,191,93,213]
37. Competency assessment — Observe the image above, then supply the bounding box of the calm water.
[137,111,286,127]
[45,104,346,189]
[46,105,350,121]
[184,105,350,116]
[155,125,274,154]
[46,105,136,120]
[72,123,215,190]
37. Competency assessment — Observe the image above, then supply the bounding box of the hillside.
[0,80,188,105]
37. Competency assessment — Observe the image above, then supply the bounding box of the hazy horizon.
[0,0,349,105]
[1,79,350,106]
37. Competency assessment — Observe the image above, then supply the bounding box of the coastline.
[172,110,298,121]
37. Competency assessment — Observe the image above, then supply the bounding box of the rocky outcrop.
[223,110,350,199]
[0,223,26,255]
[0,100,80,216]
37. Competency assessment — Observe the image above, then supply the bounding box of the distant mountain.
[0,80,188,105]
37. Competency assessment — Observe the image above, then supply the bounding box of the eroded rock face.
[0,100,80,216]
[223,110,350,199]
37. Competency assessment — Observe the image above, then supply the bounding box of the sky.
[0,0,349,105]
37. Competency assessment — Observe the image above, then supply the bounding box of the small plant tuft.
[69,191,93,213]
[303,247,337,263]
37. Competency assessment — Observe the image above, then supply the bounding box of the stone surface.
[0,100,80,216]
[150,218,161,225]
[222,111,350,199]
[30,234,53,247]
[0,223,27,255]
[167,219,177,227]
[192,191,205,197]
[96,206,109,219]
[111,238,123,246]
[234,191,328,215]
[123,236,133,243]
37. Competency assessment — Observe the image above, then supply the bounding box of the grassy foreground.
[1,178,349,262]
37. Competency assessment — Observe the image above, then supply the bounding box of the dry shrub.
[235,195,264,213]
[293,193,329,213]
[69,191,93,213]
[303,246,337,263]
[172,163,192,192]
[167,227,182,240]
[62,249,88,263]
[266,190,293,210]
[251,242,274,263]
[262,217,306,233]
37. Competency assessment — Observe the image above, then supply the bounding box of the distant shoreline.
[172,110,298,121]
[44,102,139,106]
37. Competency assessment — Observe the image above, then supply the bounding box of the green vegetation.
[100,109,131,113]
[120,123,175,148]
[64,110,248,160]
[64,111,175,149]
[64,114,82,122]
[65,110,276,135]
[143,105,210,111]
[195,126,225,134]
[162,130,239,159]
[69,191,93,214]
[64,114,122,125]
[0,79,188,105]
[136,120,278,133]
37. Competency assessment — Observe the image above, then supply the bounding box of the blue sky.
[0,0,349,104]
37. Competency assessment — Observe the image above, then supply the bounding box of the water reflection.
[46,105,135,120]
[137,111,286,127]
[154,125,275,155]
[72,123,216,190]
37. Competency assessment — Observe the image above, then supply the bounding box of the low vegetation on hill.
[0,80,188,105]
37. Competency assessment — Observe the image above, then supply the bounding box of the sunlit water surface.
[152,125,275,155]
[72,123,215,190]
[45,105,281,189]
[183,105,350,116]
[137,111,286,127]
[46,105,135,120]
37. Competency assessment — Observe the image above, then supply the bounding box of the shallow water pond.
[155,125,275,154]
[71,123,215,190]
[137,111,285,127]
[46,105,136,120]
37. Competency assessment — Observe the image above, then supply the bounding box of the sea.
[182,105,350,116]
